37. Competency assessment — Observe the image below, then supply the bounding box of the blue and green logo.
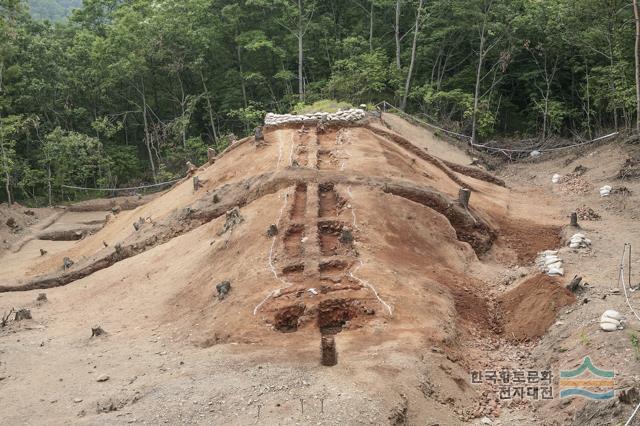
[559,357,615,400]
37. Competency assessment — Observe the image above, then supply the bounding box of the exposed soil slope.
[0,114,589,425]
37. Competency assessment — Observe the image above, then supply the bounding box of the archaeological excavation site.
[1,111,640,425]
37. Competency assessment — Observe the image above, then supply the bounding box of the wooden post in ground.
[321,336,337,366]
[458,188,471,209]
[193,176,200,192]
[570,212,578,227]
[207,148,216,165]
[255,126,264,141]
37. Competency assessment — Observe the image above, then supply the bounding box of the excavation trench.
[0,168,495,293]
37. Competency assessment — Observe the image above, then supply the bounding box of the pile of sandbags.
[568,233,592,249]
[600,185,612,197]
[537,250,564,276]
[264,109,366,126]
[600,309,624,331]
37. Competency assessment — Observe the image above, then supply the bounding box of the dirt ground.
[1,115,639,425]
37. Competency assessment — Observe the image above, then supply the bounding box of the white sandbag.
[599,316,621,326]
[544,256,561,265]
[552,174,562,183]
[600,185,612,197]
[600,322,619,332]
[547,267,564,276]
[602,309,623,321]
[547,261,564,270]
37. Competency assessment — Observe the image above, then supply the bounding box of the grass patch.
[292,99,353,114]
[631,332,640,360]
[579,331,591,346]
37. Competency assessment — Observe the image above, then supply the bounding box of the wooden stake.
[321,336,337,366]
[570,212,578,227]
[193,176,201,192]
[458,188,471,209]
[255,126,264,141]
[207,148,216,165]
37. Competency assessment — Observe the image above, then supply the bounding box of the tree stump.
[216,281,231,300]
[186,161,198,176]
[321,336,337,366]
[570,212,578,227]
[458,188,471,209]
[36,293,47,303]
[255,126,264,141]
[207,148,216,165]
[91,326,106,338]
[14,308,32,321]
[266,224,278,238]
[40,248,47,256]
[63,257,74,270]
[566,275,583,292]
[193,176,201,192]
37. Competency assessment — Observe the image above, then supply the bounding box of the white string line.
[625,400,640,426]
[344,185,392,316]
[253,190,292,315]
[346,186,358,230]
[619,244,640,426]
[349,261,393,316]
[620,244,640,323]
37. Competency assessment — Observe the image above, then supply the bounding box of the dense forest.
[27,0,82,21]
[0,0,639,205]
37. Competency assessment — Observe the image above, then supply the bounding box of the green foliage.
[27,0,82,21]
[104,145,142,186]
[326,49,393,104]
[0,0,637,203]
[43,127,110,193]
[228,103,267,130]
[631,332,640,361]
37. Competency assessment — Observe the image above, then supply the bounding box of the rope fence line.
[376,101,471,141]
[375,100,620,156]
[61,178,182,192]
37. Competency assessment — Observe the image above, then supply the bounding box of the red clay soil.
[497,220,562,263]
[498,274,575,341]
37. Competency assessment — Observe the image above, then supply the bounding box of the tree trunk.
[178,75,187,148]
[47,163,52,207]
[200,70,218,147]
[634,0,640,133]
[1,150,11,206]
[141,80,157,183]
[400,0,423,111]
[542,86,549,142]
[0,117,11,206]
[395,0,401,70]
[298,0,305,102]
[471,23,486,145]
[369,1,374,51]
[236,43,248,108]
